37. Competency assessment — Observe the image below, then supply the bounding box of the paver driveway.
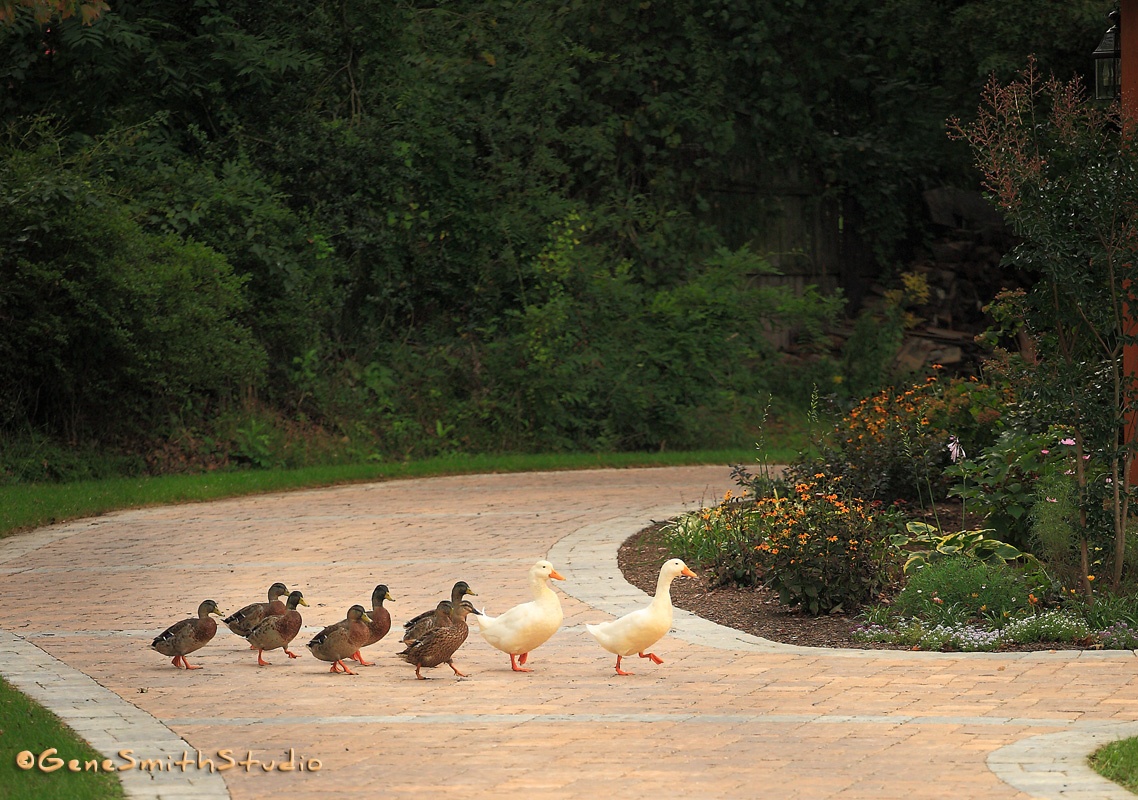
[3,466,1138,799]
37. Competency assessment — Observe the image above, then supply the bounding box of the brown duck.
[223,582,289,640]
[245,590,308,666]
[350,584,393,666]
[398,600,475,679]
[152,600,224,670]
[401,581,476,644]
[307,604,373,675]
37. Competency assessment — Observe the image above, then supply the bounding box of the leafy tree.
[949,61,1138,592]
[0,0,1122,466]
[0,124,266,440]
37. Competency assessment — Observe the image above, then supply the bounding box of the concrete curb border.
[988,723,1138,800]
[2,476,1136,800]
[0,629,231,799]
[550,509,1138,800]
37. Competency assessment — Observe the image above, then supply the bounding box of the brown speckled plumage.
[307,604,373,674]
[401,581,475,644]
[246,590,307,665]
[223,582,288,637]
[152,600,224,670]
[398,600,474,679]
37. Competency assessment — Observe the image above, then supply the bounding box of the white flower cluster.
[852,610,1093,652]
[1001,610,1090,644]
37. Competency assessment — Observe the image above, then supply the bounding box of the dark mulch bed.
[617,502,1088,652]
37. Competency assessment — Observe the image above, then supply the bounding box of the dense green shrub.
[662,492,761,586]
[96,128,336,386]
[0,0,1116,471]
[946,429,1073,551]
[891,556,1041,624]
[789,374,1011,504]
[664,471,907,614]
[950,62,1138,590]
[749,474,906,614]
[0,131,266,439]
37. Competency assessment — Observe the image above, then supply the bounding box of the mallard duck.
[152,600,224,670]
[469,559,564,672]
[223,582,289,640]
[245,590,308,666]
[585,558,697,675]
[350,584,393,666]
[401,581,476,644]
[397,600,474,679]
[307,604,373,675]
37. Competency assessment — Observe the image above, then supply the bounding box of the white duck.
[586,557,697,675]
[469,559,565,672]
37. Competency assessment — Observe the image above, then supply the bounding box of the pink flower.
[1041,449,1049,455]
[1046,497,1058,503]
[947,435,966,463]
[1060,438,1076,446]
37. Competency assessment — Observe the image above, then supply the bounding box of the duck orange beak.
[681,566,698,578]
[549,569,566,581]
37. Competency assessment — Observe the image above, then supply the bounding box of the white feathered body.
[585,558,692,657]
[586,593,673,656]
[471,561,563,656]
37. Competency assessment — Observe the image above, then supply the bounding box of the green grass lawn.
[0,676,125,800]
[1091,737,1138,793]
[0,446,799,541]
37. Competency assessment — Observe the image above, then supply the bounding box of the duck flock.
[151,558,698,678]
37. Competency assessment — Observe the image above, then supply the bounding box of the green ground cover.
[0,676,126,800]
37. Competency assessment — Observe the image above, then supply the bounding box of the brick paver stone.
[2,466,1138,799]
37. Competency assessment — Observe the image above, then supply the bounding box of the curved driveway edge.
[0,628,231,799]
[1,466,1138,800]
[549,491,1138,800]
[987,723,1138,799]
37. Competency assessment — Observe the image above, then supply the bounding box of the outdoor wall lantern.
[1094,9,1122,100]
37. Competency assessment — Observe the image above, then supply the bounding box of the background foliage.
[0,0,1115,478]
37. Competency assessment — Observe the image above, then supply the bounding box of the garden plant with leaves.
[949,60,1138,593]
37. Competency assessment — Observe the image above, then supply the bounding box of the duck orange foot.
[639,652,663,664]
[510,654,533,673]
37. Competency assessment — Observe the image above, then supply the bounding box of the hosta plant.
[892,521,1042,574]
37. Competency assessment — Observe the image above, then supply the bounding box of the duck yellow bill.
[362,611,373,623]
[549,569,566,581]
[681,566,698,578]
